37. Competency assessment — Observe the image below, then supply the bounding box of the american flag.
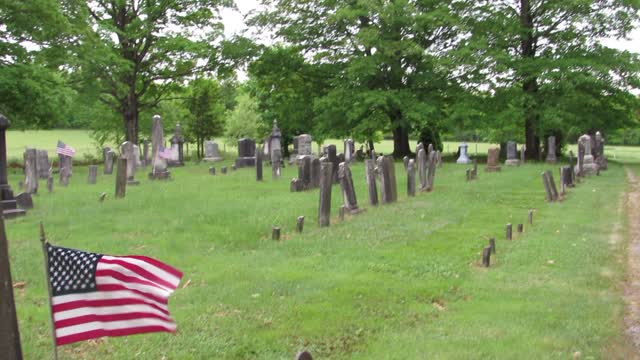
[56,141,76,157]
[158,145,174,160]
[45,244,183,346]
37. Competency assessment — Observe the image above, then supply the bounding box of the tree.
[224,92,263,147]
[462,0,640,159]
[72,0,233,144]
[184,78,227,158]
[251,0,462,158]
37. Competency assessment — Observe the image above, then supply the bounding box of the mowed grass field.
[4,130,638,358]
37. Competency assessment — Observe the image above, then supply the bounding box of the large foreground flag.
[55,141,76,157]
[45,244,183,345]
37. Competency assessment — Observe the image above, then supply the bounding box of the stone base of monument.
[485,166,501,172]
[167,161,184,167]
[148,171,171,180]
[0,199,26,218]
[203,157,223,162]
[505,159,520,166]
[127,179,140,185]
[345,207,366,215]
[235,157,256,168]
[456,158,472,164]
[15,192,34,209]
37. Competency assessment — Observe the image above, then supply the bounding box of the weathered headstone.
[407,159,416,197]
[456,143,472,164]
[58,154,73,179]
[221,166,227,174]
[542,171,553,201]
[59,165,70,186]
[296,216,305,233]
[203,141,223,162]
[168,123,184,167]
[46,175,53,193]
[426,151,437,191]
[310,158,321,188]
[133,144,143,169]
[23,148,38,194]
[208,166,216,175]
[36,149,50,179]
[482,246,491,267]
[272,226,281,241]
[149,114,170,180]
[595,131,607,171]
[297,134,312,159]
[377,156,397,204]
[87,165,98,184]
[325,145,339,183]
[403,156,409,171]
[256,147,263,181]
[485,148,501,172]
[318,160,333,227]
[0,114,26,218]
[120,141,140,185]
[15,192,33,209]
[579,135,597,175]
[142,139,150,166]
[364,159,378,206]
[344,138,354,163]
[546,170,559,200]
[506,223,512,240]
[505,141,520,166]
[545,136,557,164]
[235,138,256,168]
[115,158,127,198]
[338,162,360,213]
[417,148,428,191]
[489,238,496,254]
[103,148,115,174]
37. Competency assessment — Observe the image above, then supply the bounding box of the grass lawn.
[4,128,635,358]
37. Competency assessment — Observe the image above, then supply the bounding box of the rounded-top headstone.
[153,114,161,121]
[0,113,10,129]
[295,351,313,360]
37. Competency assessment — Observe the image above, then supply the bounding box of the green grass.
[5,131,635,359]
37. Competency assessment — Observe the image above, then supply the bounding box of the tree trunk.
[520,0,539,160]
[392,125,411,159]
[123,89,139,144]
[368,139,374,152]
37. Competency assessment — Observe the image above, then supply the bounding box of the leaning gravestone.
[377,156,397,204]
[338,162,360,213]
[365,159,378,206]
[235,138,256,168]
[203,141,223,162]
[36,149,50,179]
[120,141,140,185]
[595,131,607,170]
[149,114,171,180]
[103,147,115,174]
[456,143,472,164]
[417,148,427,191]
[505,141,520,166]
[545,136,557,164]
[23,148,38,194]
[578,134,597,175]
[133,145,143,169]
[485,148,501,172]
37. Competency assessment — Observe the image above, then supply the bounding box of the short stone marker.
[221,166,227,174]
[256,146,263,181]
[295,351,313,360]
[99,192,106,202]
[209,167,216,175]
[339,205,346,221]
[46,175,53,193]
[318,161,333,227]
[485,148,501,172]
[489,238,496,254]
[87,165,98,184]
[528,210,534,225]
[517,224,523,233]
[23,148,38,194]
[104,148,115,175]
[36,149,50,179]
[272,226,281,241]
[338,162,360,213]
[506,223,512,240]
[505,141,520,166]
[231,164,237,171]
[296,216,305,233]
[482,246,491,267]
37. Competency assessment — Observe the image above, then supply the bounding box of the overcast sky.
[221,1,640,53]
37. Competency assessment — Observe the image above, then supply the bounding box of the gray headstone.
[577,134,597,175]
[456,143,472,164]
[46,175,53,193]
[115,158,127,198]
[545,136,557,164]
[407,159,416,197]
[318,161,333,227]
[426,151,437,191]
[15,192,33,209]
[338,162,359,212]
[297,134,312,157]
[204,141,222,161]
[142,139,150,164]
[377,156,397,204]
[310,158,321,188]
[168,123,184,166]
[149,114,170,180]
[104,149,115,175]
[343,138,354,163]
[505,141,520,166]
[36,149,50,179]
[120,141,139,185]
[325,145,339,183]
[87,165,98,184]
[272,148,282,179]
[23,148,38,194]
[417,148,427,191]
[235,138,256,168]
[256,147,263,181]
[365,159,378,206]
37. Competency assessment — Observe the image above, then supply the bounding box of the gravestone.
[36,149,50,179]
[318,160,333,227]
[545,136,557,164]
[59,164,70,186]
[203,141,223,162]
[15,192,33,209]
[546,170,559,200]
[221,166,227,174]
[168,123,184,166]
[23,148,38,194]
[133,145,143,169]
[149,114,170,180]
[256,147,263,181]
[595,131,607,170]
[235,138,256,168]
[344,138,354,163]
[505,141,520,166]
[407,159,416,197]
[87,165,98,184]
[377,156,397,204]
[310,158,321,188]
[426,151,437,191]
[365,159,378,206]
[456,143,472,164]
[417,148,427,191]
[120,141,140,185]
[436,151,443,168]
[324,145,339,183]
[0,114,26,218]
[577,134,597,175]
[270,123,283,178]
[403,156,409,171]
[520,144,525,164]
[297,134,312,158]
[142,139,150,166]
[103,147,115,174]
[209,166,216,175]
[338,162,360,213]
[542,172,553,201]
[115,158,127,198]
[485,148,501,172]
[58,154,73,178]
[291,156,312,192]
[46,175,53,193]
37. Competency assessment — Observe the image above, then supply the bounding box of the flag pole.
[39,223,58,360]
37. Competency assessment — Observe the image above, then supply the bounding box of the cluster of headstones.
[481,210,534,268]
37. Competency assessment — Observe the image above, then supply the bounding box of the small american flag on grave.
[55,141,76,157]
[45,244,182,345]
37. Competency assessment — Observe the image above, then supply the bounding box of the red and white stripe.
[56,145,76,157]
[52,255,182,345]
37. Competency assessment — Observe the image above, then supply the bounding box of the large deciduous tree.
[463,0,640,159]
[76,0,233,144]
[252,0,461,158]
